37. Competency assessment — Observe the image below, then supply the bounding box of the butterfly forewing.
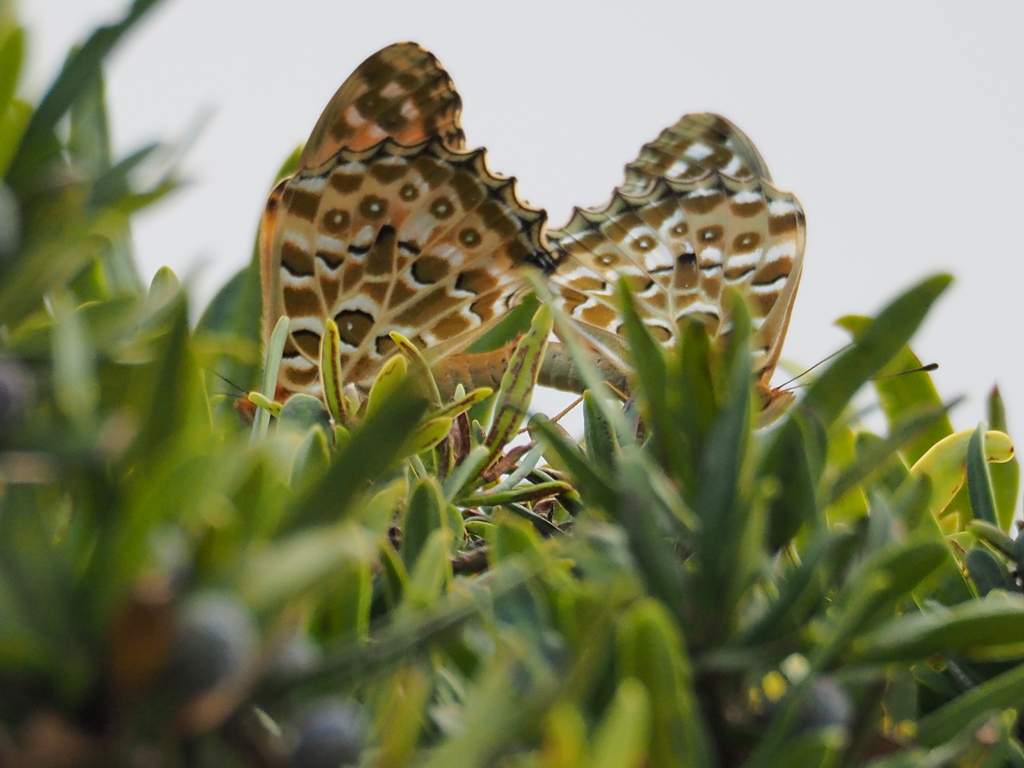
[299,42,465,169]
[550,113,805,407]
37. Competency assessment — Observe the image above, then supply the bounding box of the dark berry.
[799,677,853,732]
[290,698,368,768]
[167,591,257,701]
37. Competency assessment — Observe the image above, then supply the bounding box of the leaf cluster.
[1,4,1024,768]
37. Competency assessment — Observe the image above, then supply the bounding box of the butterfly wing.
[262,43,556,402]
[268,138,554,399]
[622,112,772,192]
[550,113,804,408]
[262,43,466,346]
[300,42,466,168]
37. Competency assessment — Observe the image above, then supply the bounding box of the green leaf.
[852,593,1024,663]
[616,599,714,768]
[802,275,952,427]
[987,385,1019,531]
[530,418,616,516]
[364,354,408,421]
[0,97,31,178]
[693,292,753,623]
[289,424,330,491]
[824,402,954,508]
[917,664,1024,747]
[0,27,24,119]
[761,408,823,550]
[969,520,1016,560]
[400,416,453,458]
[614,452,688,618]
[68,69,111,179]
[479,304,552,476]
[466,291,539,353]
[583,389,619,472]
[492,514,544,562]
[965,546,1012,597]
[278,393,331,437]
[8,0,169,188]
[590,678,651,768]
[403,478,446,572]
[458,481,572,509]
[815,537,947,665]
[250,315,288,443]
[52,296,98,429]
[668,318,716,503]
[238,522,375,615]
[618,276,671,452]
[429,386,492,421]
[196,265,263,422]
[376,667,431,768]
[739,526,861,646]
[402,528,452,610]
[967,422,998,525]
[130,296,210,456]
[285,388,429,531]
[837,315,953,465]
[769,729,846,768]
[909,428,1015,523]
[390,330,442,407]
[320,317,348,425]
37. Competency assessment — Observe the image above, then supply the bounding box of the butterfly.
[259,43,805,419]
[546,113,805,418]
[259,43,556,405]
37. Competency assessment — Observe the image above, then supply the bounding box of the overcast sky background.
[22,0,1024,440]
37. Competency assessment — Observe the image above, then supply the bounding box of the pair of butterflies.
[259,43,805,416]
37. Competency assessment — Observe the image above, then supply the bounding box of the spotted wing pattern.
[621,112,772,193]
[298,42,466,169]
[261,43,556,402]
[550,113,804,408]
[264,139,554,399]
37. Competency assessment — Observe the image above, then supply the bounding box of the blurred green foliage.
[1,3,1024,767]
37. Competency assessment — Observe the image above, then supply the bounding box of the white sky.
[22,0,1024,442]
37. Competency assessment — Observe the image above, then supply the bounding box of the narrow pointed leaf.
[802,275,952,426]
[967,422,998,525]
[987,385,1019,531]
[391,330,442,407]
[320,317,348,424]
[251,315,288,443]
[480,304,552,474]
[8,0,169,188]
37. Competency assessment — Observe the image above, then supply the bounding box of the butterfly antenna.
[776,343,854,391]
[206,368,249,395]
[603,380,629,403]
[874,362,939,380]
[551,395,585,426]
[517,394,585,436]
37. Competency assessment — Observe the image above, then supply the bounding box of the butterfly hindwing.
[270,139,553,398]
[550,113,804,407]
[622,112,772,193]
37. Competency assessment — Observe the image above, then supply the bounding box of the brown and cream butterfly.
[259,43,806,418]
[547,113,805,418]
[259,43,556,405]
